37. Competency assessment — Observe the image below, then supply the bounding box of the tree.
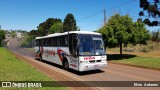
[131,22,150,45]
[37,18,61,36]
[63,13,77,32]
[49,22,63,33]
[29,30,39,38]
[151,30,160,43]
[139,0,160,26]
[108,14,133,55]
[0,30,5,46]
[98,14,150,55]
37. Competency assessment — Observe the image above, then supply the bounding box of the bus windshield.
[78,34,105,55]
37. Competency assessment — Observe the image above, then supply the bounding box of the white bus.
[34,31,107,71]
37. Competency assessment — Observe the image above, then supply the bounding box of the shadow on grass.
[107,54,137,61]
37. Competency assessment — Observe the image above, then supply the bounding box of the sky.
[0,0,159,32]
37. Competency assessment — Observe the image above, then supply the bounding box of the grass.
[110,56,160,70]
[107,43,160,70]
[0,47,66,90]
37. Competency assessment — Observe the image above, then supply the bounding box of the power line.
[104,9,106,25]
[77,0,136,22]
[106,0,136,11]
[77,11,103,22]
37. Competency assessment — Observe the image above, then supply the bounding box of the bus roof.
[35,31,101,39]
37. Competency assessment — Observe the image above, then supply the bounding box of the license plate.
[94,65,98,67]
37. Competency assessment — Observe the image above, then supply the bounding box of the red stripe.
[70,64,77,67]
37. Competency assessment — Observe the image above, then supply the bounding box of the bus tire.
[63,59,69,70]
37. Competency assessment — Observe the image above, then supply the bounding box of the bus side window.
[60,36,68,46]
[35,40,39,46]
[44,39,47,46]
[48,38,52,46]
[54,37,60,46]
[52,38,55,46]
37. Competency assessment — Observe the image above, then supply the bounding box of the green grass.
[111,56,160,70]
[0,47,66,90]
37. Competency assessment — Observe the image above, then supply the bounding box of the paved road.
[10,48,160,90]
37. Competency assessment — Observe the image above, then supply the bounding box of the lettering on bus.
[44,50,56,57]
[84,56,95,60]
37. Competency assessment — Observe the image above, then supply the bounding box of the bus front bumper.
[79,62,107,71]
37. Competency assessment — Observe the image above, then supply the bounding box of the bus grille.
[97,60,102,62]
[89,60,102,63]
[89,60,95,63]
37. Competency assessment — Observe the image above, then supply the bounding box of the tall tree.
[98,14,150,55]
[49,22,63,33]
[37,18,61,36]
[139,0,160,26]
[29,30,39,38]
[63,13,77,32]
[0,30,5,46]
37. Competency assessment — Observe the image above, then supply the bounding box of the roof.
[35,31,101,39]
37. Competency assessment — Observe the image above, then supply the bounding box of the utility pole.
[104,9,106,26]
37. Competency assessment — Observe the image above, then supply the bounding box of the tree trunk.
[120,42,122,56]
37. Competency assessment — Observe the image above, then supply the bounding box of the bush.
[123,48,135,52]
[140,47,149,52]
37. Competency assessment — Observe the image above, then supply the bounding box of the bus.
[34,31,107,71]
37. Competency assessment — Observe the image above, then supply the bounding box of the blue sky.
[0,0,159,31]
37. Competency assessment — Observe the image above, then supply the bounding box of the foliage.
[132,22,150,45]
[151,30,160,43]
[0,30,5,39]
[36,13,77,35]
[21,14,78,48]
[98,14,150,55]
[63,13,77,32]
[139,0,160,26]
[49,22,63,33]
[0,30,5,46]
[11,32,16,37]
[21,35,34,48]
[29,30,39,38]
[140,46,150,52]
[37,18,62,36]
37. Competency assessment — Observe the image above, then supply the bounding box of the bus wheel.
[63,60,69,70]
